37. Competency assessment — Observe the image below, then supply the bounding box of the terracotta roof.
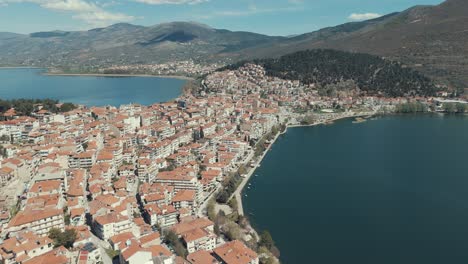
[139,232,161,245]
[187,250,218,264]
[23,246,69,264]
[110,232,135,246]
[172,218,213,236]
[147,245,171,258]
[29,180,62,193]
[94,213,128,226]
[172,190,196,203]
[9,208,62,227]
[213,241,258,264]
[121,244,150,260]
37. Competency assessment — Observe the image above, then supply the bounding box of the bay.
[0,68,185,106]
[243,115,468,264]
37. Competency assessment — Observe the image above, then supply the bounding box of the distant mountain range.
[0,0,466,89]
[0,22,284,69]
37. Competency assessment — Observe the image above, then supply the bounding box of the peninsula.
[0,55,465,264]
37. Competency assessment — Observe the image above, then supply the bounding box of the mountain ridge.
[0,0,466,89]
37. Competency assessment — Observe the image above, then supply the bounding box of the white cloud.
[74,10,134,26]
[199,5,303,19]
[41,0,96,12]
[0,0,134,27]
[348,12,382,21]
[133,0,208,5]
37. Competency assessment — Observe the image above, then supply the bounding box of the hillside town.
[0,63,465,264]
[49,60,222,78]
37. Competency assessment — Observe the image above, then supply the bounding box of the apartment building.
[6,208,65,237]
[93,213,133,240]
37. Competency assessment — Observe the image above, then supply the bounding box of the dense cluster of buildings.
[98,60,222,77]
[0,62,462,264]
[0,66,287,264]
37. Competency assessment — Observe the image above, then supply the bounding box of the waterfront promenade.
[230,131,281,216]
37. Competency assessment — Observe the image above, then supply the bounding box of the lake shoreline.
[0,66,42,69]
[0,68,185,106]
[237,112,376,215]
[241,114,468,263]
[0,67,195,80]
[44,72,194,81]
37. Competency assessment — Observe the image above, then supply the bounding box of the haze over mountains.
[0,0,466,88]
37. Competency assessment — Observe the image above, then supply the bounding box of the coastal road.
[230,132,281,216]
[230,111,376,216]
[196,149,255,218]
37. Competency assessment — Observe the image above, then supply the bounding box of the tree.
[259,230,275,250]
[64,214,71,225]
[59,103,76,113]
[455,103,467,113]
[395,102,428,113]
[164,230,187,258]
[238,215,249,229]
[224,221,242,241]
[207,199,216,221]
[173,242,187,258]
[105,248,120,259]
[0,99,75,116]
[216,191,229,203]
[214,222,221,236]
[443,103,457,113]
[48,228,61,240]
[238,165,247,175]
[258,246,277,264]
[260,256,276,264]
[48,228,77,249]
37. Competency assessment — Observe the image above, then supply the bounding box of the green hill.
[224,49,437,97]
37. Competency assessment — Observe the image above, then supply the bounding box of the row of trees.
[395,102,468,113]
[216,172,243,203]
[395,102,429,113]
[0,98,76,116]
[442,102,467,113]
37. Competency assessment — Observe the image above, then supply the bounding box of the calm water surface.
[243,115,468,264]
[0,68,185,106]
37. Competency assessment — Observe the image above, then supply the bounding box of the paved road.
[196,149,254,218]
[89,233,114,264]
[230,133,279,216]
[196,187,219,217]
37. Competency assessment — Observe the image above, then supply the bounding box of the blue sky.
[0,0,444,35]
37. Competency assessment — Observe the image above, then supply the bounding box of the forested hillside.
[225,49,437,97]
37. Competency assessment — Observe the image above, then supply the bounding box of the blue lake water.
[243,115,468,264]
[0,68,185,106]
